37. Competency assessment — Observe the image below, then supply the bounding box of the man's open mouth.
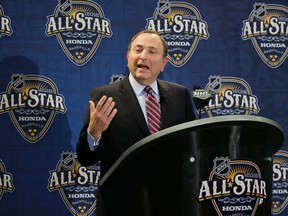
[138,64,150,69]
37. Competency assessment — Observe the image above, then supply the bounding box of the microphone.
[191,86,214,119]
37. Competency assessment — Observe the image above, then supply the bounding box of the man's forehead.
[131,33,162,48]
[135,33,158,40]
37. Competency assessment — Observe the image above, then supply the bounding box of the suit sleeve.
[76,89,104,167]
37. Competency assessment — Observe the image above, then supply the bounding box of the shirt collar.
[129,73,159,96]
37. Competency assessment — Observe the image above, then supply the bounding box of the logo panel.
[45,0,113,66]
[48,152,100,216]
[0,159,15,200]
[0,5,13,39]
[242,3,288,68]
[203,75,260,117]
[146,0,209,67]
[198,157,266,215]
[0,74,67,143]
[272,151,288,215]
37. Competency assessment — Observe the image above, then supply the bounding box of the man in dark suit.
[76,29,195,174]
[76,30,195,215]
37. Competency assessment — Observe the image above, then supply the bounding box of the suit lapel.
[118,77,151,136]
[117,77,175,134]
[158,80,172,130]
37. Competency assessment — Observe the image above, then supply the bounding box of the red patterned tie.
[144,86,161,133]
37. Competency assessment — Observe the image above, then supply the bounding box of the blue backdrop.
[0,0,287,215]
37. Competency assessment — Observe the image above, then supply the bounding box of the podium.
[98,115,284,216]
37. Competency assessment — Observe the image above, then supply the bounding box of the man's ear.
[161,56,169,72]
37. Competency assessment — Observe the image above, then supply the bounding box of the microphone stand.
[198,107,202,119]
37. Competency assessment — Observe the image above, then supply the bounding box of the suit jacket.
[76,76,195,175]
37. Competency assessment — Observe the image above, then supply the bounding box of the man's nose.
[139,51,148,60]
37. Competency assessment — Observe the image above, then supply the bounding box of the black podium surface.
[98,115,284,216]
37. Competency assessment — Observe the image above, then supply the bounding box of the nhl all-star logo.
[272,151,288,215]
[59,0,72,14]
[203,75,260,117]
[253,3,267,19]
[0,159,15,200]
[242,3,288,68]
[45,0,113,66]
[0,74,67,143]
[198,158,266,215]
[207,75,222,92]
[146,0,209,67]
[48,152,100,216]
[11,73,25,91]
[0,5,13,39]
[213,157,231,177]
[157,0,171,17]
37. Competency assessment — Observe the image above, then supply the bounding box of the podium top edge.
[147,115,284,143]
[99,115,284,186]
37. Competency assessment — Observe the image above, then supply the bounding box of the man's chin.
[137,68,149,73]
[133,74,151,85]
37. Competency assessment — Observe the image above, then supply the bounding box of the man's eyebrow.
[132,44,159,51]
[148,47,159,52]
[133,44,143,49]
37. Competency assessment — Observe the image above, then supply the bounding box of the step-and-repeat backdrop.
[0,0,287,215]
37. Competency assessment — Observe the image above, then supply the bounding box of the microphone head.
[192,89,214,100]
[191,87,214,110]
